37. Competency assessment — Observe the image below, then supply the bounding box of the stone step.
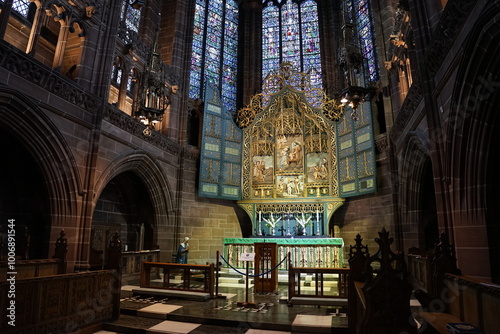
[218,276,242,284]
[310,280,338,287]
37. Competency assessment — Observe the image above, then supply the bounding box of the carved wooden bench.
[417,274,498,334]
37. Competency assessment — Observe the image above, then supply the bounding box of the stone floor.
[101,283,349,334]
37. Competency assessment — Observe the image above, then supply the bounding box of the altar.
[223,237,343,270]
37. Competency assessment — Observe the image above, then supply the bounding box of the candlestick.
[258,211,262,235]
[316,210,320,236]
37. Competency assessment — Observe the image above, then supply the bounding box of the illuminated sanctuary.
[1,0,500,332]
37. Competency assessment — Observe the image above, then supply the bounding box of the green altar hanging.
[223,237,344,270]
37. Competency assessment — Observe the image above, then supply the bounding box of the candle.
[259,211,262,222]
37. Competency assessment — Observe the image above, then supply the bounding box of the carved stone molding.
[375,133,388,153]
[423,0,478,76]
[103,105,183,156]
[389,75,423,144]
[0,40,100,112]
[182,146,200,161]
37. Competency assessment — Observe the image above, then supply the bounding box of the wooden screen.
[254,242,277,293]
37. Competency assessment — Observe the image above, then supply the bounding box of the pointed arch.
[0,86,83,227]
[398,131,434,252]
[93,151,174,231]
[446,2,500,281]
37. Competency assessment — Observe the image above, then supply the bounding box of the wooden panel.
[461,285,479,328]
[0,270,119,333]
[482,292,497,334]
[254,243,277,293]
[420,312,462,334]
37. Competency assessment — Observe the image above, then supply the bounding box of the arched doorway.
[90,171,155,269]
[0,131,51,259]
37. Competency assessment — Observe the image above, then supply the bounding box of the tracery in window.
[189,0,239,114]
[262,0,322,90]
[121,0,141,33]
[352,0,379,82]
[12,0,31,18]
[112,61,123,85]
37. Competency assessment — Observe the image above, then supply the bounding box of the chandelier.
[133,32,173,136]
[337,2,375,121]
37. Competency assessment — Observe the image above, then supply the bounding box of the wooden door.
[254,242,277,293]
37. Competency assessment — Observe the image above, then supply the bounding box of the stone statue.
[176,237,190,264]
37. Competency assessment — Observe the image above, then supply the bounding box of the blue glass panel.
[221,0,239,114]
[189,0,207,99]
[354,0,379,82]
[300,0,322,88]
[262,1,322,86]
[12,0,30,18]
[125,3,141,33]
[189,0,238,114]
[262,4,280,78]
[281,1,300,67]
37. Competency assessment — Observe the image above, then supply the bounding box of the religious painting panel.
[252,155,274,185]
[306,152,329,183]
[275,174,304,198]
[276,135,304,173]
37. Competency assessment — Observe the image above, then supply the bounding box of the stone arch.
[0,86,83,252]
[398,131,436,253]
[447,2,500,281]
[93,151,173,254]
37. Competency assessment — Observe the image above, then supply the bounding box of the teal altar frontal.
[223,237,344,270]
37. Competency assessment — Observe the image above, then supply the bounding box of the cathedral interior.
[1,0,500,333]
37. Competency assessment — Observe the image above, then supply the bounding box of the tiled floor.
[104,283,349,334]
[147,320,201,334]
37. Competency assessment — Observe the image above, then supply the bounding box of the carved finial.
[54,229,68,260]
[375,227,393,250]
[365,228,408,280]
[349,233,369,258]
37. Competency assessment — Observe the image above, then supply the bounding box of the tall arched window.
[262,0,322,89]
[189,0,239,113]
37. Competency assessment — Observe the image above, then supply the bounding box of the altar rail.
[223,238,343,269]
[141,262,215,297]
[288,265,349,305]
[0,270,120,333]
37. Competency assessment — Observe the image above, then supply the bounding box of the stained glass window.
[12,0,31,18]
[122,1,141,33]
[353,0,379,82]
[262,4,280,77]
[112,64,122,85]
[262,0,322,89]
[189,0,239,114]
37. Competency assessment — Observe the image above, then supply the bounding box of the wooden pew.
[0,229,67,280]
[348,229,418,334]
[413,233,498,334]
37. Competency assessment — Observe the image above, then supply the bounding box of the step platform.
[132,287,211,301]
